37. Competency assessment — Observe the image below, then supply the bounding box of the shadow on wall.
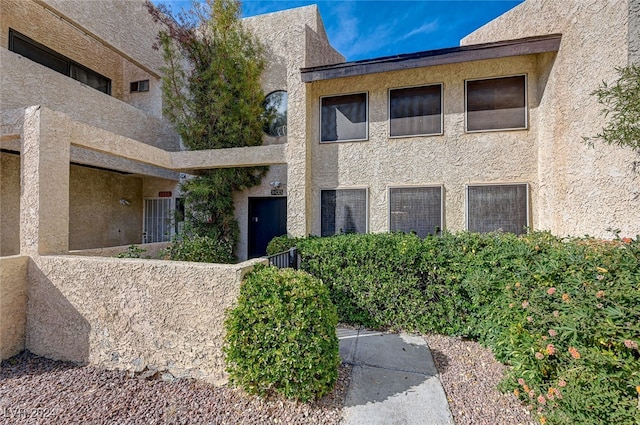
[26,260,90,365]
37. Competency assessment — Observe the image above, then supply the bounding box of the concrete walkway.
[338,328,454,425]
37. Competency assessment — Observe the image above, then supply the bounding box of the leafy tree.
[147,0,268,258]
[587,64,640,152]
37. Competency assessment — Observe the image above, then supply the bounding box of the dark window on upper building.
[321,93,368,142]
[389,84,442,137]
[465,75,526,132]
[321,189,367,236]
[130,80,149,93]
[389,186,443,237]
[466,183,529,234]
[9,29,111,95]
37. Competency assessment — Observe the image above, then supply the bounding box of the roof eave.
[301,33,562,83]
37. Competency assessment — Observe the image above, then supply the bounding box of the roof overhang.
[301,34,562,83]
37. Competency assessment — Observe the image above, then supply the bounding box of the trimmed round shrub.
[223,265,339,401]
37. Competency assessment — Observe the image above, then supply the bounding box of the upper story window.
[465,75,526,132]
[263,90,288,137]
[466,183,529,235]
[9,29,111,95]
[321,93,368,142]
[389,84,443,137]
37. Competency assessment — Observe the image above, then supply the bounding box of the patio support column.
[20,106,70,255]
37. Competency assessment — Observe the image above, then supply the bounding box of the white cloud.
[399,19,439,41]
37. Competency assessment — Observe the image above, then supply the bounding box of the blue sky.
[157,1,524,61]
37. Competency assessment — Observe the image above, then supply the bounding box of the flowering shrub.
[278,231,639,423]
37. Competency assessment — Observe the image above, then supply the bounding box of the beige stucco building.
[0,0,638,379]
[3,0,638,263]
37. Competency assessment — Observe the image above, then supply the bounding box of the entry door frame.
[247,196,287,258]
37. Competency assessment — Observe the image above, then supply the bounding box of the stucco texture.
[462,0,640,238]
[0,152,20,256]
[0,255,28,360]
[27,255,263,385]
[307,55,542,235]
[69,165,144,251]
[243,6,345,243]
[0,0,164,119]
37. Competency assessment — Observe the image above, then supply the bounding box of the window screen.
[321,189,367,236]
[321,93,367,142]
[467,184,528,235]
[390,85,442,137]
[466,75,526,131]
[389,187,442,237]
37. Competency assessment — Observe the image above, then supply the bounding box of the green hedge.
[223,265,339,401]
[269,231,640,424]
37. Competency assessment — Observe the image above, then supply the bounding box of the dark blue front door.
[248,197,287,258]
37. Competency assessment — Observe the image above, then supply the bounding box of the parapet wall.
[25,255,264,385]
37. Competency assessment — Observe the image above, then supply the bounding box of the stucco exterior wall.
[0,152,20,256]
[462,0,639,237]
[27,255,263,385]
[306,55,542,235]
[0,255,28,360]
[40,0,164,75]
[69,242,170,259]
[243,6,345,243]
[69,165,144,251]
[1,49,179,151]
[0,0,163,117]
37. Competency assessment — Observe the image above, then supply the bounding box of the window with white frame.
[466,183,529,235]
[321,189,367,236]
[389,186,443,237]
[465,75,526,132]
[389,84,442,137]
[321,93,368,142]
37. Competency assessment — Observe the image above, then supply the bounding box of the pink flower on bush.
[537,395,546,405]
[509,303,514,308]
[558,379,567,388]
[528,390,535,398]
[546,344,556,355]
[535,352,544,360]
[527,316,534,323]
[553,310,560,317]
[596,303,604,309]
[548,329,557,337]
[568,347,581,359]
[547,287,556,295]
[596,290,605,299]
[596,274,605,281]
[522,300,530,308]
[518,378,526,386]
[624,340,638,349]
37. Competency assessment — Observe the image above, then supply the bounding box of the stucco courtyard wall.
[0,255,28,360]
[26,255,263,384]
[462,0,640,238]
[306,54,543,235]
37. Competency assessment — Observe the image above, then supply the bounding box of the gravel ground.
[424,334,536,425]
[0,351,350,425]
[2,337,534,425]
